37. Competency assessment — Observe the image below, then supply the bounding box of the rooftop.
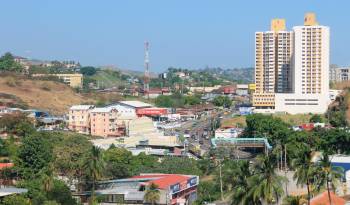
[90,107,116,113]
[70,105,95,111]
[132,174,191,189]
[311,191,345,205]
[0,187,28,197]
[117,101,152,108]
[0,163,14,170]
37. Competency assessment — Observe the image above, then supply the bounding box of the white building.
[330,67,350,82]
[215,127,242,139]
[107,101,152,119]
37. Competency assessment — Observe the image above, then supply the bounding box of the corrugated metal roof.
[118,101,152,108]
[70,105,94,110]
[0,187,28,197]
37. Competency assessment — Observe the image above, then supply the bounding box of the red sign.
[136,108,167,115]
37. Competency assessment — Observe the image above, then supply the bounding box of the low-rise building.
[76,174,199,205]
[236,84,249,96]
[32,73,83,88]
[68,105,95,134]
[188,85,221,93]
[330,66,350,82]
[215,127,242,138]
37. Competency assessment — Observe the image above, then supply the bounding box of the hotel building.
[253,13,330,114]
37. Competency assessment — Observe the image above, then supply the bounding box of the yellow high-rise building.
[253,19,293,109]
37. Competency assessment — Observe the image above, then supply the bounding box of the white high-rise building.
[254,13,330,114]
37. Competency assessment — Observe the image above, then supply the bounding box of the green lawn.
[91,70,126,88]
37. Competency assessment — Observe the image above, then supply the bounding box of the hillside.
[90,69,128,88]
[0,74,92,114]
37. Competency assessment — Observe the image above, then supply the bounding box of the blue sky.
[0,1,349,72]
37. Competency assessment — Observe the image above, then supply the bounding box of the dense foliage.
[155,93,201,108]
[0,52,23,73]
[212,95,232,108]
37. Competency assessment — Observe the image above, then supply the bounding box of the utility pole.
[284,144,288,196]
[218,159,224,201]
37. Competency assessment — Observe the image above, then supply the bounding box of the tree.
[53,134,92,185]
[46,179,77,205]
[248,155,286,205]
[154,156,202,176]
[0,52,23,72]
[184,95,201,106]
[17,133,53,179]
[0,113,34,137]
[292,144,316,205]
[84,146,105,204]
[43,201,60,205]
[315,154,344,205]
[243,114,291,147]
[80,66,97,76]
[103,147,134,179]
[213,96,232,108]
[316,128,350,155]
[155,95,173,107]
[194,181,220,204]
[144,183,160,205]
[1,194,31,205]
[309,114,323,123]
[227,160,254,205]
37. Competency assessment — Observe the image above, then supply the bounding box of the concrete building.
[68,105,95,134]
[253,13,330,114]
[330,67,350,82]
[76,174,199,205]
[90,107,124,137]
[33,73,83,88]
[188,85,221,93]
[236,84,249,96]
[215,127,242,138]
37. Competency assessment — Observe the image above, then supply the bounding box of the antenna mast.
[144,41,150,97]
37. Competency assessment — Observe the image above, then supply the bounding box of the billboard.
[187,176,198,188]
[136,108,167,115]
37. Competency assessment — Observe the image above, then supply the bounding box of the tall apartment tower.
[293,13,330,95]
[253,19,293,109]
[254,13,330,114]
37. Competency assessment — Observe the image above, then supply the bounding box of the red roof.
[0,163,14,170]
[131,174,191,189]
[311,191,346,205]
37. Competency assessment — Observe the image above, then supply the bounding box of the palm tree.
[84,146,105,205]
[292,144,317,205]
[315,154,344,205]
[144,183,160,205]
[229,160,255,205]
[248,154,287,205]
[41,163,55,194]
